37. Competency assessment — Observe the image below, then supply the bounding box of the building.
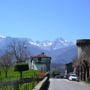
[28,53,51,72]
[72,58,78,74]
[65,63,74,74]
[76,39,90,81]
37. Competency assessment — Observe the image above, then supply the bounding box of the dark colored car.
[64,74,70,79]
[55,75,61,78]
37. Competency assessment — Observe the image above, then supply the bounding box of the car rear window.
[71,75,77,77]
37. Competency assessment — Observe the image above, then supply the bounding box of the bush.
[14,62,29,79]
[14,63,29,72]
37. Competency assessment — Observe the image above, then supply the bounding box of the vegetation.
[0,67,43,90]
[19,81,38,90]
[8,38,30,62]
[0,49,13,78]
[14,62,29,79]
[0,39,45,90]
[82,80,90,85]
[0,67,41,82]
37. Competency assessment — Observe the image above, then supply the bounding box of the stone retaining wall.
[33,73,50,90]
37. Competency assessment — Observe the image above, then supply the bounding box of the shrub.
[14,62,29,79]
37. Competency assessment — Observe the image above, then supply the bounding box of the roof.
[31,52,51,58]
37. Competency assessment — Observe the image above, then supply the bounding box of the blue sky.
[0,0,90,42]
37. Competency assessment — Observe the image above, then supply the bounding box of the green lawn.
[0,67,41,82]
[0,67,43,90]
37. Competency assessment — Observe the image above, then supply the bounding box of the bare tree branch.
[0,49,13,78]
[8,38,30,62]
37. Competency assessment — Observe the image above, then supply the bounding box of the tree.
[0,50,13,78]
[8,38,30,62]
[8,39,30,79]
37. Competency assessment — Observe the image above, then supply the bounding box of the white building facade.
[28,53,51,72]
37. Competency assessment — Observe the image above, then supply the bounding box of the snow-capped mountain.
[29,38,73,51]
[0,35,6,38]
[0,35,6,42]
[0,35,77,64]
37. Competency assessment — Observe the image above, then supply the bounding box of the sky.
[0,0,90,42]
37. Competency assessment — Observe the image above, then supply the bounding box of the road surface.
[48,78,90,90]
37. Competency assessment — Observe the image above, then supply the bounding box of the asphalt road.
[48,78,90,90]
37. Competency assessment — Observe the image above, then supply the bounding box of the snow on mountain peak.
[0,36,74,51]
[0,36,77,64]
[28,37,74,50]
[0,35,6,38]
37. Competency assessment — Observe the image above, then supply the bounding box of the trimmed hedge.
[14,62,29,79]
[14,63,29,72]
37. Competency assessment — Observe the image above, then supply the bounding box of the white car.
[68,74,79,81]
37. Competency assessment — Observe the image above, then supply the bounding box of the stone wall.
[76,39,90,81]
[33,73,50,90]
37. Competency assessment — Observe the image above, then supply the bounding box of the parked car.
[64,74,70,79]
[60,75,64,78]
[55,75,61,78]
[68,74,79,81]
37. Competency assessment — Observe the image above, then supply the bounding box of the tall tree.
[8,38,30,79]
[0,50,13,78]
[8,38,30,62]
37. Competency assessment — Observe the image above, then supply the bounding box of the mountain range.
[0,35,78,64]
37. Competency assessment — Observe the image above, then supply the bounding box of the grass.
[0,66,44,90]
[83,81,90,85]
[19,81,38,90]
[0,66,41,82]
[0,81,38,90]
[81,80,90,85]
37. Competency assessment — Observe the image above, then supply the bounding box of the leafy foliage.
[14,62,29,72]
[14,62,29,79]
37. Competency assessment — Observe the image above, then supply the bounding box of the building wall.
[77,45,90,81]
[33,63,46,71]
[30,57,51,72]
[78,46,90,64]
[26,59,32,69]
[66,63,74,74]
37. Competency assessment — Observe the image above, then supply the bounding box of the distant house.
[65,59,78,74]
[65,63,74,74]
[28,53,51,72]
